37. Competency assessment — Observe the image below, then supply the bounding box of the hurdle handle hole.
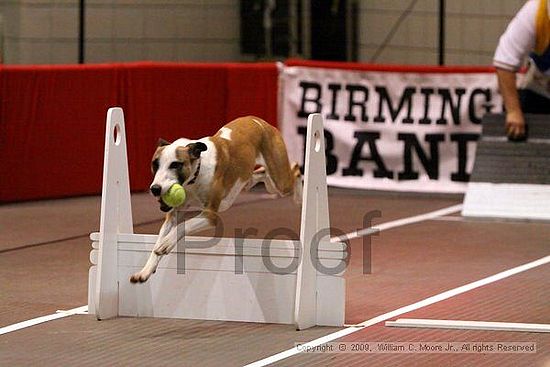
[113,124,121,146]
[313,130,321,152]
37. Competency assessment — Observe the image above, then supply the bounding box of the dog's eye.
[169,161,183,170]
[152,159,159,172]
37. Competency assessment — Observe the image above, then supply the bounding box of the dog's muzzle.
[150,184,172,212]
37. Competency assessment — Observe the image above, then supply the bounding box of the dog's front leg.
[130,212,176,283]
[153,211,215,255]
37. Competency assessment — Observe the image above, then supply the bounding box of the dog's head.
[150,138,207,211]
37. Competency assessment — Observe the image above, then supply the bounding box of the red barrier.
[0,64,121,202]
[0,62,279,202]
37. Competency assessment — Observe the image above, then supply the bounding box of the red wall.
[0,62,278,202]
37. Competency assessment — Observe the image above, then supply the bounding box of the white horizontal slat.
[116,242,300,257]
[90,249,346,275]
[90,232,346,252]
[115,267,344,324]
[87,266,97,315]
[386,318,550,333]
[117,267,297,324]
[91,240,346,259]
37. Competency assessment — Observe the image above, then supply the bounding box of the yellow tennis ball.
[162,184,186,207]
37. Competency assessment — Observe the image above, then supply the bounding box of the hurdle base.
[88,232,345,325]
[462,183,550,221]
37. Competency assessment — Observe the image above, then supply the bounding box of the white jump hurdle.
[88,108,346,329]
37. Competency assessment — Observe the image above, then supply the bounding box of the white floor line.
[244,255,550,367]
[56,307,89,315]
[431,215,464,222]
[0,305,88,335]
[331,203,463,242]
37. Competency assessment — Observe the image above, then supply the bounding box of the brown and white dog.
[130,116,302,283]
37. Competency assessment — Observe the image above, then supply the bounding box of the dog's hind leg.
[260,135,303,205]
[290,162,302,205]
[244,166,266,191]
[246,163,302,205]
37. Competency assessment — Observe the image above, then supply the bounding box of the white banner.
[280,66,503,193]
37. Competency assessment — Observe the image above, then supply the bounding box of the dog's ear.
[186,142,207,159]
[158,138,171,147]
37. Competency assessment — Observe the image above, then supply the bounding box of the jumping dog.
[130,116,302,283]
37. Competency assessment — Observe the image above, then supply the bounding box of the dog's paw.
[130,271,150,283]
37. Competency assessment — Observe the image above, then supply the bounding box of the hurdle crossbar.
[88,108,346,330]
[386,318,550,333]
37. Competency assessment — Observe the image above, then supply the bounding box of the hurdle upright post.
[94,107,134,320]
[294,113,332,330]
